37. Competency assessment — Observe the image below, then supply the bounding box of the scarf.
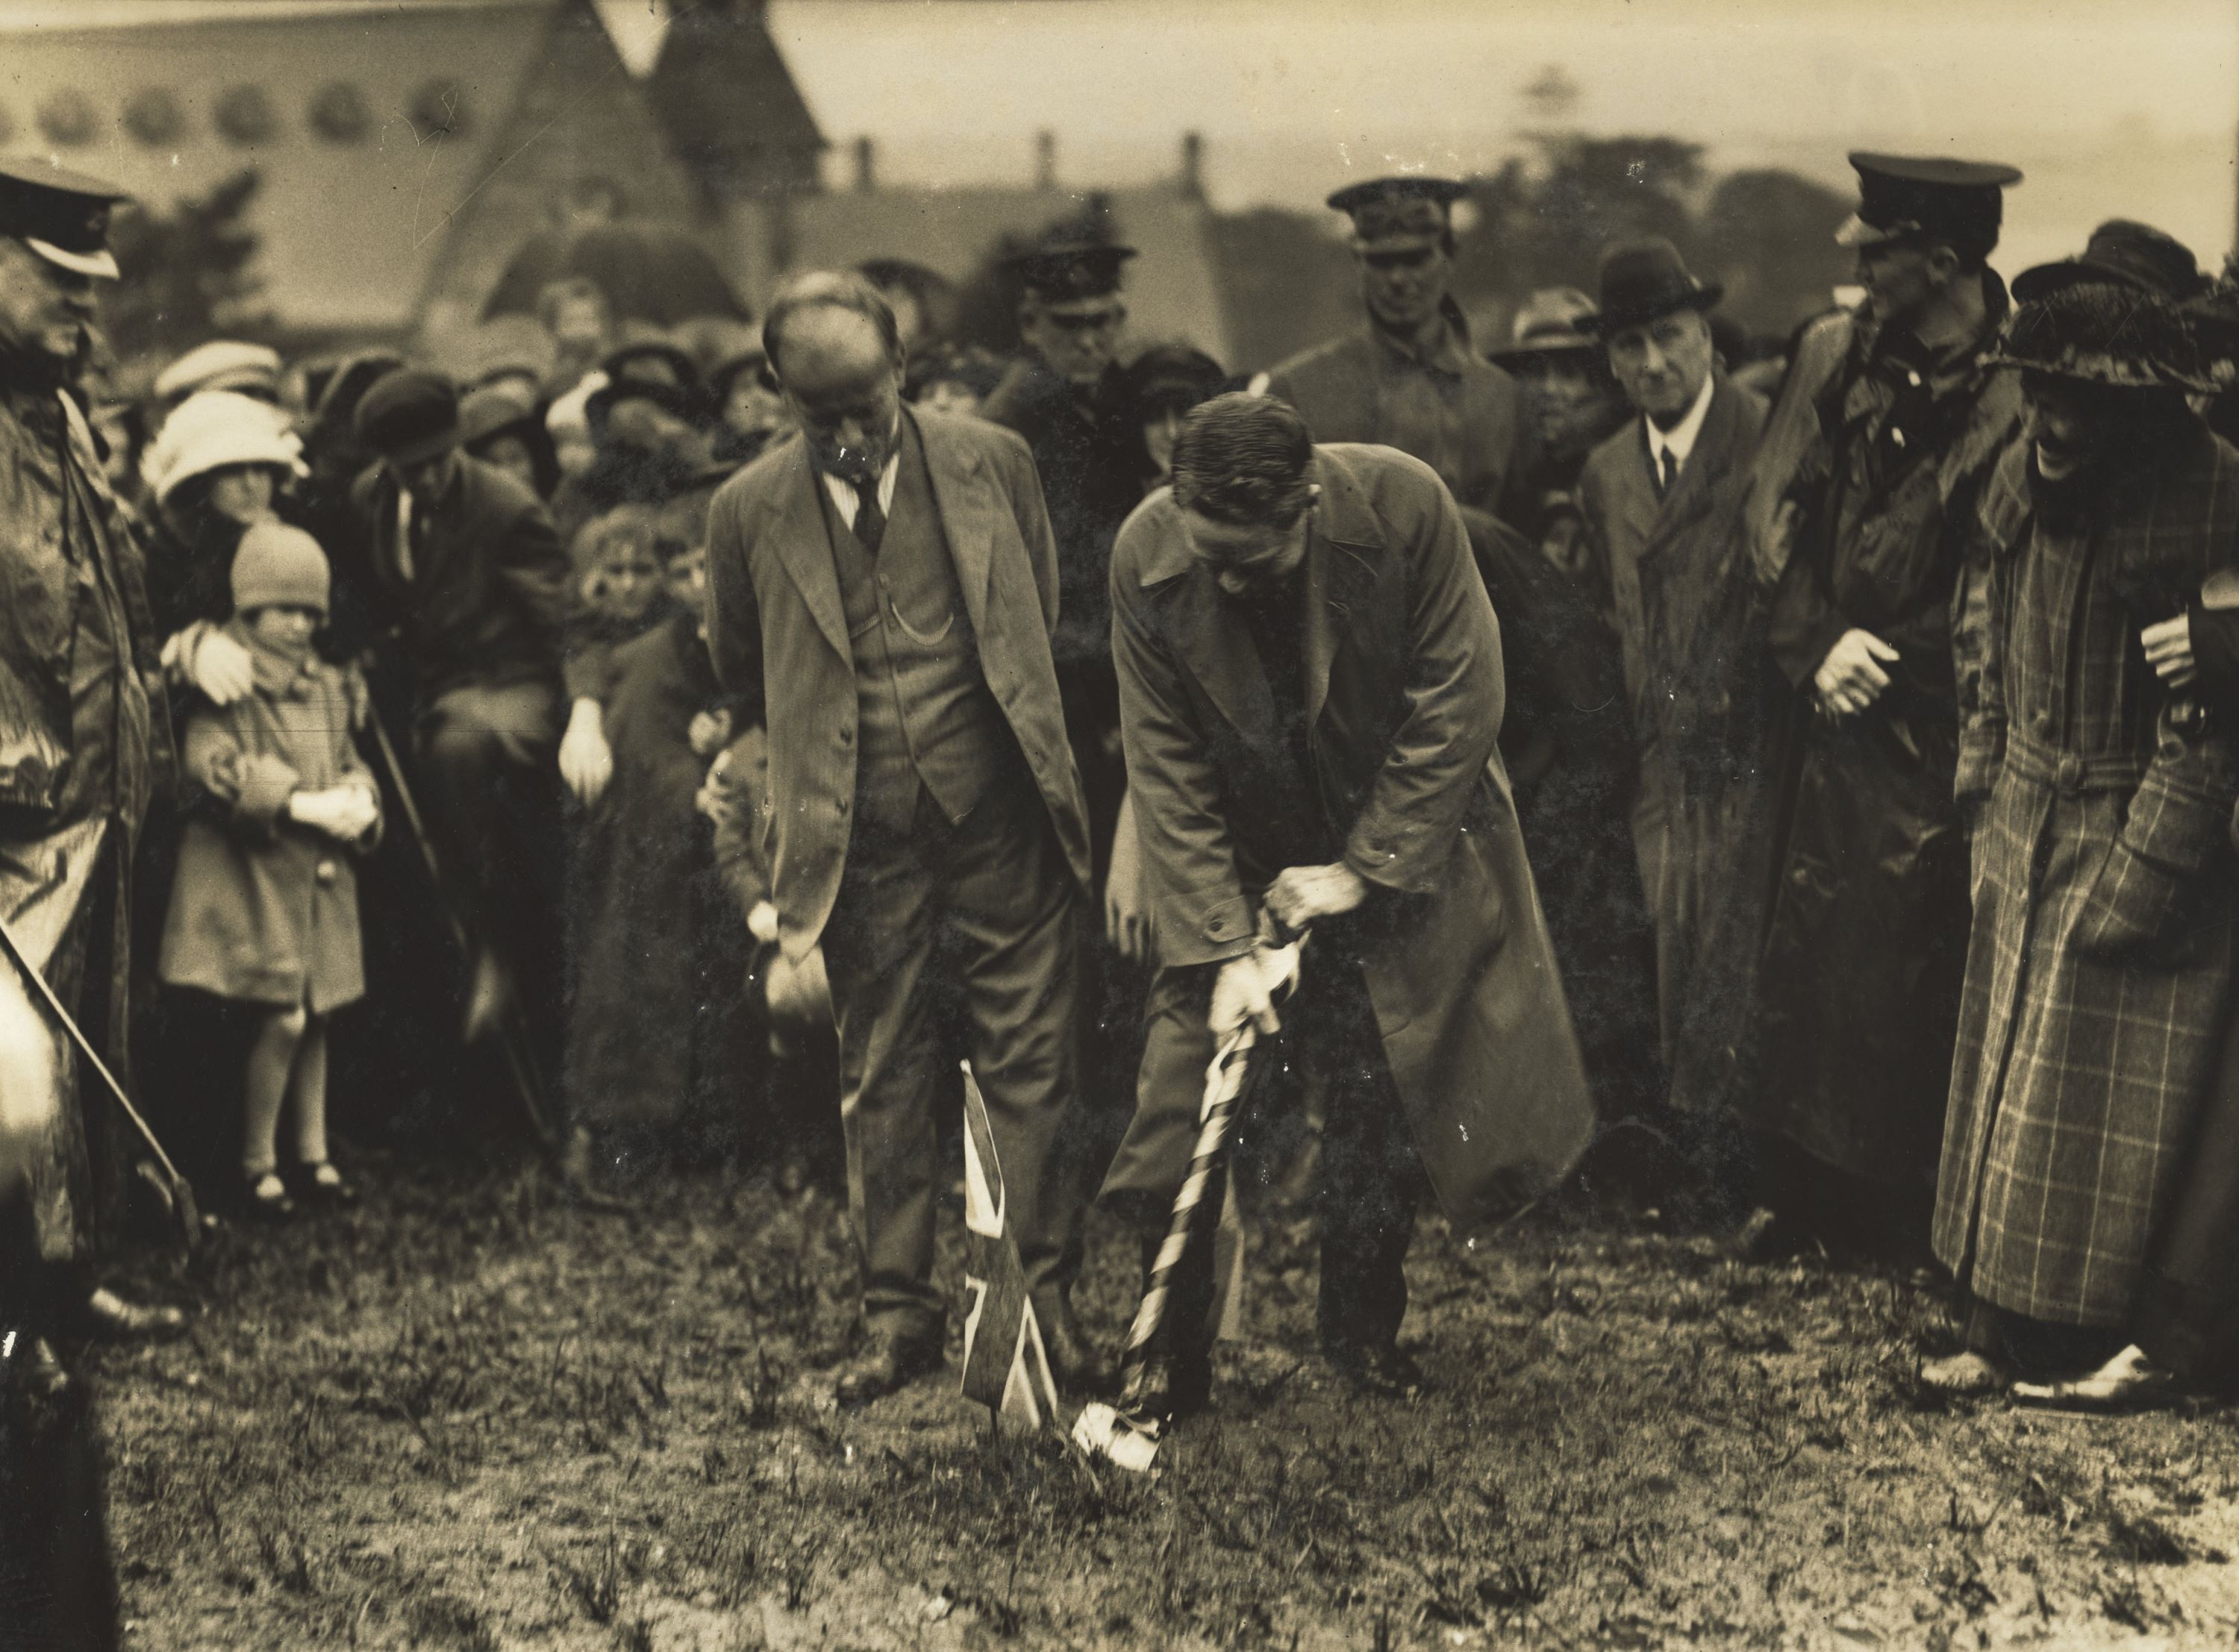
[223,616,317,700]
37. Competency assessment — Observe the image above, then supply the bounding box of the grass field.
[84,1151,2239,1650]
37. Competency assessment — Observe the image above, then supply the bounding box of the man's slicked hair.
[762,271,903,378]
[1170,392,1315,528]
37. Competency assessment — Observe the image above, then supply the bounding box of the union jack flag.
[958,1060,1060,1428]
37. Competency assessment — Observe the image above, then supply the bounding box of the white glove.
[746,900,780,944]
[558,697,613,804]
[190,627,255,705]
[1208,945,1296,1037]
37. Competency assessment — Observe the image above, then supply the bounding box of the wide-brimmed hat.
[2013,219,2204,304]
[141,390,307,506]
[1581,239,1722,337]
[1985,280,2216,394]
[1488,287,1601,367]
[355,369,463,466]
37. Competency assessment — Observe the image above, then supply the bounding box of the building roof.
[649,0,825,201]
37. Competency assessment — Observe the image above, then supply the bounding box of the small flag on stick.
[959,1060,1060,1429]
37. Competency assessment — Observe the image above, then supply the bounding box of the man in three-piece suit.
[1576,239,1770,1076]
[704,272,1102,1406]
[1100,393,1593,1411]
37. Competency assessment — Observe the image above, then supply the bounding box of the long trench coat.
[1746,282,2023,1186]
[1934,425,2239,1329]
[1099,443,1593,1232]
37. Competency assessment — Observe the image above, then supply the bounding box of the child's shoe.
[296,1161,357,1208]
[244,1171,296,1222]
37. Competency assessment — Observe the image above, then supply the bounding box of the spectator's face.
[1605,309,1713,425]
[0,239,95,369]
[393,448,459,500]
[204,463,277,527]
[1357,239,1451,334]
[775,307,904,484]
[473,433,540,495]
[663,543,707,608]
[593,537,663,625]
[246,604,318,654]
[723,375,787,443]
[1854,237,1952,332]
[2022,372,2120,480]
[1180,494,1318,599]
[1515,352,1604,442]
[1020,296,1125,389]
[919,379,981,419]
[1142,408,1186,481]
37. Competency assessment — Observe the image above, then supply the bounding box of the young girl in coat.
[159,522,381,1219]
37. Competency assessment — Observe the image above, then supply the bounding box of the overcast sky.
[766,0,2239,269]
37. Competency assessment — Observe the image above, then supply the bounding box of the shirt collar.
[1370,297,1474,378]
[819,442,901,525]
[1645,372,1716,472]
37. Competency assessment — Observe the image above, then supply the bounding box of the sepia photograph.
[2,0,2239,1645]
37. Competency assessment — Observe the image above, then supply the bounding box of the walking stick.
[0,910,201,1254]
[1074,930,1303,1472]
[360,696,561,1160]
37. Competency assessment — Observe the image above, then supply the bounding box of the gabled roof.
[649,0,825,201]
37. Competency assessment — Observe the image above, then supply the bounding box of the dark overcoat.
[1102,443,1593,1230]
[158,648,380,1013]
[1935,426,2239,1329]
[702,410,1092,959]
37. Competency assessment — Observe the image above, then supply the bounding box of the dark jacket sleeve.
[997,426,1061,635]
[704,484,766,732]
[493,493,572,680]
[1340,466,1506,895]
[1111,525,1254,969]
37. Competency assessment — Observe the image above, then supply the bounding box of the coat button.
[2031,710,2051,734]
[2056,756,2085,792]
[837,796,850,816]
[315,860,337,885]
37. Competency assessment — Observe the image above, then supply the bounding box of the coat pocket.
[2071,839,2191,962]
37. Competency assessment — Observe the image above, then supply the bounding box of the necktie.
[851,478,887,557]
[1657,445,1680,501]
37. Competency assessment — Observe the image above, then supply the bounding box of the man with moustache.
[1740,154,2024,1255]
[1258,176,1534,540]
[1099,393,1591,1412]
[1576,240,1768,1072]
[705,272,1102,1405]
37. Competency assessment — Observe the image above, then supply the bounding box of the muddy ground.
[81,1148,2239,1651]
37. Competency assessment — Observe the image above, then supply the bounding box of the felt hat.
[0,157,128,280]
[1581,239,1723,337]
[1005,235,1135,301]
[1985,280,2216,394]
[1326,176,1470,253]
[1122,343,1228,415]
[355,369,463,466]
[1836,153,2022,263]
[141,390,307,506]
[2012,219,2204,304]
[1487,287,1602,366]
[458,381,542,451]
[154,340,283,406]
[231,519,331,616]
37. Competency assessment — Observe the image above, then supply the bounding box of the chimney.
[853,136,876,193]
[1034,130,1057,190]
[1178,131,1204,199]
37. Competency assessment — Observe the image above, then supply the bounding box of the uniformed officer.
[1257,176,1534,542]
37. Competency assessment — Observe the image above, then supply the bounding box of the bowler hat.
[355,369,463,466]
[1581,240,1722,337]
[2012,219,2204,304]
[1985,281,2215,395]
[1488,287,1601,367]
[0,156,128,281]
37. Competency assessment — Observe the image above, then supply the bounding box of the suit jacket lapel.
[915,410,996,636]
[766,439,852,659]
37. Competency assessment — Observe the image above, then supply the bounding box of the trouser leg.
[942,783,1083,1308]
[1630,766,1678,1065]
[1311,963,1418,1356]
[819,798,946,1346]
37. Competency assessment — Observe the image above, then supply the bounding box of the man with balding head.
[705,272,1102,1405]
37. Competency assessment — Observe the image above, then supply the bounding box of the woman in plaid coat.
[1929,275,2239,1398]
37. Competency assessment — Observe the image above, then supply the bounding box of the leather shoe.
[74,1286,187,1343]
[833,1329,942,1408]
[1325,1342,1425,1399]
[1119,1349,1212,1424]
[1038,1297,1112,1396]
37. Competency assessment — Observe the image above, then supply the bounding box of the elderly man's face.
[1020,295,1125,389]
[1358,240,1452,335]
[0,239,96,370]
[1605,309,1714,428]
[775,306,905,484]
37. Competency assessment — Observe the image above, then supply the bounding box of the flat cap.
[1837,151,2022,257]
[1005,237,1135,301]
[355,368,463,467]
[1327,175,1470,248]
[0,157,129,280]
[154,340,283,405]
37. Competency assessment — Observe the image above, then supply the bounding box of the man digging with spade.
[1098,393,1593,1418]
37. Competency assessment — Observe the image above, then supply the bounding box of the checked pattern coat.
[1935,420,2239,1328]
